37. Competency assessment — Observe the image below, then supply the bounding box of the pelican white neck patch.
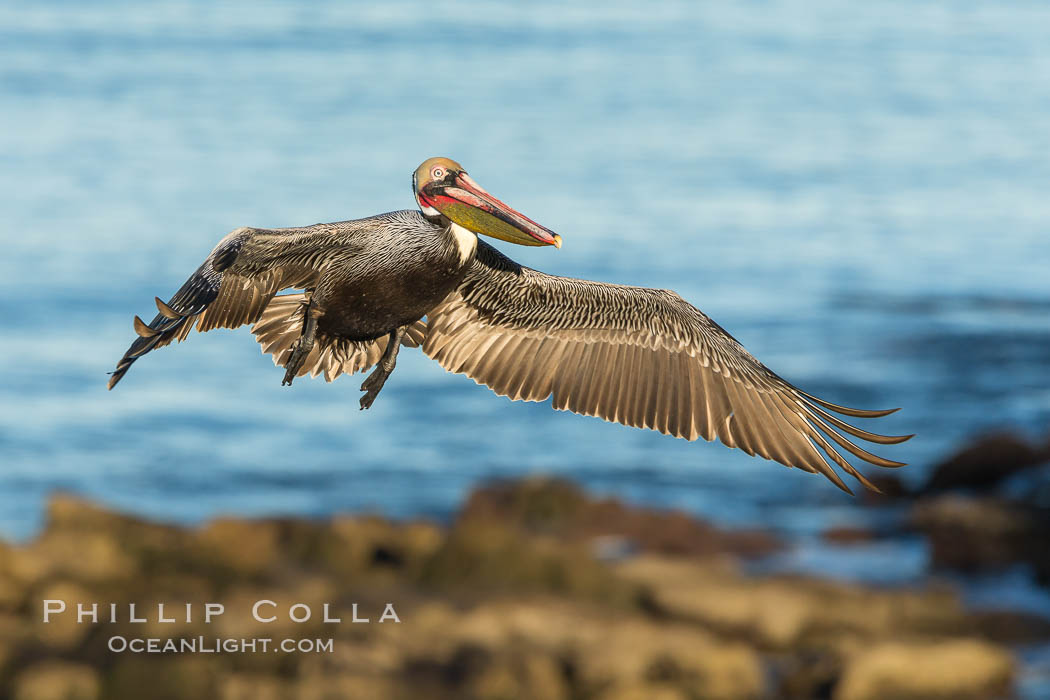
[449,222,478,264]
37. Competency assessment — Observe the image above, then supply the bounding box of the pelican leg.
[359,325,408,410]
[282,300,320,386]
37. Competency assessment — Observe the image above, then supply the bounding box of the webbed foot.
[281,298,318,386]
[282,340,311,386]
[359,366,391,410]
[357,325,408,409]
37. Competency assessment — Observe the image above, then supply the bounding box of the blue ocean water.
[1,0,1048,575]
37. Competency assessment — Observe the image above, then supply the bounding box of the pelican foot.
[359,366,391,410]
[358,325,408,410]
[282,341,310,386]
[282,298,319,387]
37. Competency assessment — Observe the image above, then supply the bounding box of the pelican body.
[110,157,911,494]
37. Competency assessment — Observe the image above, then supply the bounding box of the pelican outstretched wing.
[108,226,325,389]
[423,241,911,493]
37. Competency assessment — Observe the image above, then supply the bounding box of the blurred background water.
[1,0,1047,600]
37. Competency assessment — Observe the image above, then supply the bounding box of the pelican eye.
[431,167,445,180]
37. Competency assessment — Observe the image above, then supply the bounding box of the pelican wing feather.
[423,241,911,493]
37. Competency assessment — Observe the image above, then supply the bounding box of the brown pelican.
[110,157,911,493]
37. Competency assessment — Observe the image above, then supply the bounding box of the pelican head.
[413,157,562,248]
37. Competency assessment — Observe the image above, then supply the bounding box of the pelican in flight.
[110,157,911,493]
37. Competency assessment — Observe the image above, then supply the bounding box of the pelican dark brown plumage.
[110,157,912,494]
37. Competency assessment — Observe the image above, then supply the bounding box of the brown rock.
[617,557,969,649]
[45,493,186,553]
[20,494,192,585]
[0,573,25,610]
[598,684,687,700]
[971,609,1050,644]
[922,432,1048,493]
[418,521,639,605]
[12,661,99,700]
[399,521,445,564]
[32,581,95,651]
[459,476,781,559]
[468,651,569,700]
[0,635,17,676]
[219,674,289,700]
[3,546,53,585]
[834,639,1013,700]
[105,657,220,700]
[30,531,137,582]
[293,674,397,700]
[213,576,337,640]
[912,495,1050,579]
[574,619,764,699]
[822,526,877,545]
[0,485,1031,700]
[859,473,909,503]
[3,509,142,585]
[401,599,763,700]
[325,515,443,580]
[776,650,843,699]
[44,494,135,532]
[195,518,283,577]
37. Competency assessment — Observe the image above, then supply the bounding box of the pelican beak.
[425,172,562,248]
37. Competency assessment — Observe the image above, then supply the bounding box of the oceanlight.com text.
[107,636,335,654]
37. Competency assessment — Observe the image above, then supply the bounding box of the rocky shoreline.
[2,438,1048,699]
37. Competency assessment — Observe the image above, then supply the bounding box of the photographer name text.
[42,599,400,625]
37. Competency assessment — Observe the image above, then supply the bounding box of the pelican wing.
[423,241,911,493]
[108,226,329,389]
[251,293,426,382]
